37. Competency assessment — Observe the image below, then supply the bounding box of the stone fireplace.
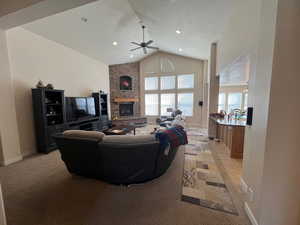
[109,62,140,119]
[119,102,134,117]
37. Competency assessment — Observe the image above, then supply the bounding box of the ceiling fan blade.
[145,40,153,46]
[130,47,142,51]
[143,47,147,54]
[147,46,159,50]
[131,42,141,46]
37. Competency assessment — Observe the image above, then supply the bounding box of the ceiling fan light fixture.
[130,25,159,54]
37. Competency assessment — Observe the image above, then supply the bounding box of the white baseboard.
[241,178,258,225]
[0,155,23,166]
[240,177,248,193]
[244,202,259,225]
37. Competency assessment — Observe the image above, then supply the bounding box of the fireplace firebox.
[119,103,134,117]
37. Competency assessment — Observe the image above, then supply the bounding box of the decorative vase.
[36,80,45,88]
[46,83,54,90]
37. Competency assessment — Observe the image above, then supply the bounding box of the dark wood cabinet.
[92,92,109,130]
[32,89,110,153]
[32,88,66,153]
[212,117,245,159]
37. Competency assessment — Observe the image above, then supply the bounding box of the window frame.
[160,75,176,90]
[177,92,194,117]
[227,92,243,113]
[177,74,195,89]
[144,77,159,91]
[144,73,195,117]
[218,90,248,113]
[145,93,159,116]
[160,93,176,116]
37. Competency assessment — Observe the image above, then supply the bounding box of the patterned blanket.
[155,125,188,150]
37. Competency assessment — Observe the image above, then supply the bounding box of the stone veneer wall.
[109,62,140,118]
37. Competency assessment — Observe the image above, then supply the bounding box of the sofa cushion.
[63,130,105,142]
[102,135,156,145]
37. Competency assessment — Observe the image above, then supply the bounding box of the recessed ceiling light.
[112,41,118,46]
[178,48,183,52]
[176,29,182,34]
[130,54,134,58]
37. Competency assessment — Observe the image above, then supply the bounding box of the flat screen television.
[65,97,96,122]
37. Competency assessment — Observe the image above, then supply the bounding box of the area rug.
[182,130,239,215]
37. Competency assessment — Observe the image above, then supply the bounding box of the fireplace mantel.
[114,98,139,103]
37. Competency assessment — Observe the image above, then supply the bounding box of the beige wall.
[259,0,300,224]
[216,0,300,223]
[216,0,271,221]
[139,51,208,128]
[208,43,219,115]
[6,27,109,157]
[202,60,209,128]
[0,28,22,165]
[217,0,261,73]
[219,0,300,224]
[208,43,219,138]
[0,134,2,162]
[241,0,278,221]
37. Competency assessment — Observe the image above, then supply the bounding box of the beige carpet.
[0,128,251,225]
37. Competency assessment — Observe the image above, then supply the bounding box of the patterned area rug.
[182,128,239,215]
[134,125,238,215]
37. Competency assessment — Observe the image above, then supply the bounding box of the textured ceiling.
[22,0,233,65]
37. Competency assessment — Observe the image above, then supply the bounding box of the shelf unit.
[32,88,66,153]
[32,89,110,153]
[92,92,109,129]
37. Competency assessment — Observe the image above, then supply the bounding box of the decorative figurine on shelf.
[49,106,55,115]
[112,116,118,120]
[46,83,54,90]
[36,80,45,88]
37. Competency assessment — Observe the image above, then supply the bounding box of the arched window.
[120,75,132,90]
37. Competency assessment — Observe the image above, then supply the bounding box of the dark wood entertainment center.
[32,88,109,153]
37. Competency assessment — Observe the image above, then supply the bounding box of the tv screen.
[66,97,96,122]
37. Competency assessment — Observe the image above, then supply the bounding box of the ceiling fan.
[130,25,159,54]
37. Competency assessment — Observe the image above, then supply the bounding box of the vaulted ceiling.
[22,0,234,65]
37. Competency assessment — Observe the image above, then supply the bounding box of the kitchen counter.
[210,117,246,127]
[209,116,245,159]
